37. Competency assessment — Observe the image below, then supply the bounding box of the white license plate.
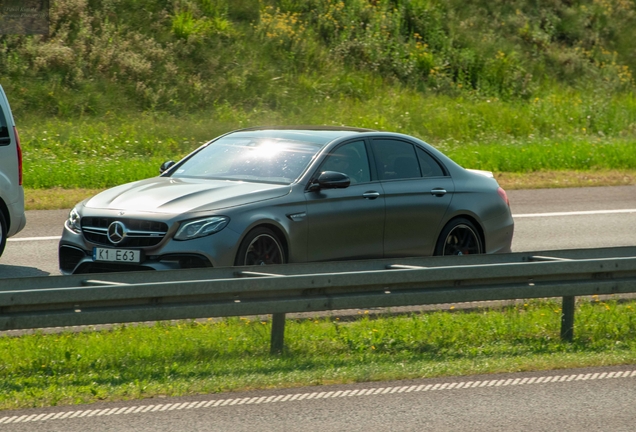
[93,247,141,263]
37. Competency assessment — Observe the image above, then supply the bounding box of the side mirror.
[308,171,351,191]
[160,160,176,174]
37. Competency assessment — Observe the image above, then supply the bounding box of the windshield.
[171,136,323,184]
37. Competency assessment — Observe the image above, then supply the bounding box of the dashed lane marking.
[2,370,634,425]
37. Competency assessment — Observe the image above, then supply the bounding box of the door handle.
[431,188,447,196]
[362,191,381,200]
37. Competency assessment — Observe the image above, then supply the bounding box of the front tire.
[434,218,483,256]
[235,227,286,266]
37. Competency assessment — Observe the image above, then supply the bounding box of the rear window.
[0,104,9,146]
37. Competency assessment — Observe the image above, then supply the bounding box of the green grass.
[23,135,636,190]
[1,298,635,410]
[18,91,636,189]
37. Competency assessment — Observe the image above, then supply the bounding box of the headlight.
[174,216,229,241]
[65,208,82,234]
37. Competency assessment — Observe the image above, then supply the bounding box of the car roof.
[227,126,376,145]
[237,125,375,132]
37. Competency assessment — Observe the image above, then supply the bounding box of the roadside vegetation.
[1,0,636,205]
[1,298,635,409]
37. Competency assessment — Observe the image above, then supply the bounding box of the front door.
[305,140,385,261]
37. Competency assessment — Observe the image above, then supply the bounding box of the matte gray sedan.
[59,127,514,274]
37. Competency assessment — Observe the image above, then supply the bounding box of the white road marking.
[513,209,636,218]
[7,236,61,242]
[4,370,633,425]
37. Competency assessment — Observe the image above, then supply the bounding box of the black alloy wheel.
[236,227,285,266]
[435,218,483,256]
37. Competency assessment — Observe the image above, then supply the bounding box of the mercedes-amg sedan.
[59,127,514,274]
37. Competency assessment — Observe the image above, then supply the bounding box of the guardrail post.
[560,296,575,342]
[270,313,286,354]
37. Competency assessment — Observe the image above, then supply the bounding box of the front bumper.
[59,221,242,274]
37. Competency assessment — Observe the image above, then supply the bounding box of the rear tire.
[434,218,483,256]
[235,227,286,266]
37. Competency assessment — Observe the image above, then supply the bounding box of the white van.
[0,85,26,257]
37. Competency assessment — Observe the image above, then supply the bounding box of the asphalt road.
[3,365,635,431]
[1,184,635,278]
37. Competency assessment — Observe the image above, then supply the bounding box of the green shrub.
[2,0,635,118]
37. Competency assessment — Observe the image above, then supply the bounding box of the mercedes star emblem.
[107,221,127,245]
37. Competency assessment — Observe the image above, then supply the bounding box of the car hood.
[84,177,292,214]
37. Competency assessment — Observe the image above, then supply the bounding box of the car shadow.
[0,264,51,279]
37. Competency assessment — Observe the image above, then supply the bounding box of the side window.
[416,147,445,177]
[0,105,9,146]
[372,139,421,180]
[319,141,371,184]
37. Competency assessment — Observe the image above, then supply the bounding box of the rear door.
[371,138,454,257]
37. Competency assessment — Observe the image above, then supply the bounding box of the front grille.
[81,217,169,247]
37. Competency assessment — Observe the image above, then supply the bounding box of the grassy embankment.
[1,0,636,410]
[3,0,636,208]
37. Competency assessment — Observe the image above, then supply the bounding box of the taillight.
[14,126,22,186]
[497,186,509,207]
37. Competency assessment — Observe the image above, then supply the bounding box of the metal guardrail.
[1,246,636,353]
